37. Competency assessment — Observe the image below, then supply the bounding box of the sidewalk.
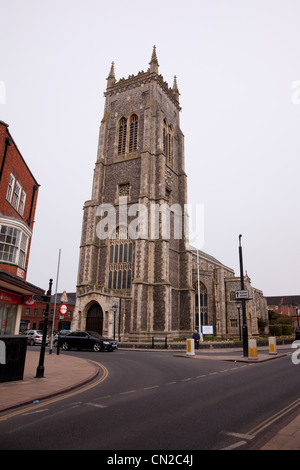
[0,350,99,413]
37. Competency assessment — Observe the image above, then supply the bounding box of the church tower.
[72,47,194,341]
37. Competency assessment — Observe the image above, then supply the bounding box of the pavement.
[0,349,99,413]
[0,344,299,450]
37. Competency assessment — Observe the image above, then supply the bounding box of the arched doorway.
[86,303,103,335]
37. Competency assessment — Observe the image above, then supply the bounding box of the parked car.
[59,331,118,352]
[24,330,50,346]
[53,330,72,347]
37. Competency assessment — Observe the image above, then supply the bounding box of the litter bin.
[0,335,27,382]
[295,328,300,341]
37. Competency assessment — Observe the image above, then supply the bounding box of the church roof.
[188,245,234,272]
[266,295,300,306]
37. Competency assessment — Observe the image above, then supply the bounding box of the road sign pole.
[239,235,248,357]
[49,249,61,355]
[36,279,53,378]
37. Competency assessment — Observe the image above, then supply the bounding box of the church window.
[118,117,127,155]
[230,291,236,301]
[163,119,173,165]
[129,114,138,153]
[195,282,208,328]
[108,228,133,290]
[117,115,138,156]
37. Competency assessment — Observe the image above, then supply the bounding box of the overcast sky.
[1,0,300,296]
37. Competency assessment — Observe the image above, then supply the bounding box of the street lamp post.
[237,302,242,341]
[239,235,248,357]
[112,304,117,340]
[36,279,53,378]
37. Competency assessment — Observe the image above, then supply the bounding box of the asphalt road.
[0,347,299,451]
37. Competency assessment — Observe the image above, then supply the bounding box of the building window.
[230,291,236,301]
[108,228,133,290]
[0,225,29,268]
[118,117,127,155]
[12,181,22,211]
[163,119,173,165]
[117,115,138,156]
[129,114,138,153]
[19,190,26,216]
[6,174,15,203]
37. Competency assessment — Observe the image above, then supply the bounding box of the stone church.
[71,47,268,341]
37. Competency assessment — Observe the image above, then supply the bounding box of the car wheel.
[29,339,35,346]
[93,343,102,352]
[62,341,70,351]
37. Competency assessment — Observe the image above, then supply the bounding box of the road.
[0,347,299,451]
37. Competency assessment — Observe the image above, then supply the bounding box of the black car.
[59,331,118,352]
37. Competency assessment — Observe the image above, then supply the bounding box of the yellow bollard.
[248,339,258,360]
[186,339,195,356]
[268,336,277,355]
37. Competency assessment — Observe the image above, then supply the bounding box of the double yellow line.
[249,396,300,436]
[0,361,108,422]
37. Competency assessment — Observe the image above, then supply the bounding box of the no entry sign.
[59,304,68,315]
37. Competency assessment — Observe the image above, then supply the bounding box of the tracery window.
[108,228,133,290]
[118,117,127,155]
[117,114,138,156]
[163,119,173,165]
[195,282,208,327]
[129,114,138,153]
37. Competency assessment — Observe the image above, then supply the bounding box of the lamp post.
[237,302,242,341]
[36,279,53,378]
[239,235,248,357]
[112,304,117,340]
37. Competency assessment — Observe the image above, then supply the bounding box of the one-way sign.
[235,290,249,300]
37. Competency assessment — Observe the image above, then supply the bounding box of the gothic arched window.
[163,119,173,165]
[108,227,133,290]
[129,114,138,153]
[118,117,127,155]
[194,282,208,327]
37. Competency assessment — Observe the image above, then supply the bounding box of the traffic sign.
[60,291,68,303]
[235,290,249,300]
[59,304,68,315]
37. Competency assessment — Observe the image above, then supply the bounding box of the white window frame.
[0,218,32,269]
[12,181,22,211]
[19,190,26,216]
[6,173,15,203]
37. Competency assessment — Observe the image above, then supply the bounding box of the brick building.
[21,292,76,333]
[0,120,44,334]
[72,48,268,340]
[267,296,300,327]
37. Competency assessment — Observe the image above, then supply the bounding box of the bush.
[281,324,292,335]
[269,325,282,336]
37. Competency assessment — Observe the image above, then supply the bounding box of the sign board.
[201,325,214,335]
[60,291,68,303]
[59,304,68,316]
[33,294,51,303]
[235,290,249,300]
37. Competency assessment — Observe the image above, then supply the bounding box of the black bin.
[295,328,300,341]
[0,335,27,383]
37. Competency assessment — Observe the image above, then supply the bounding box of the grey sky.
[1,0,299,296]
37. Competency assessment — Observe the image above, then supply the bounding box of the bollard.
[268,336,277,355]
[248,339,258,360]
[186,339,195,356]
